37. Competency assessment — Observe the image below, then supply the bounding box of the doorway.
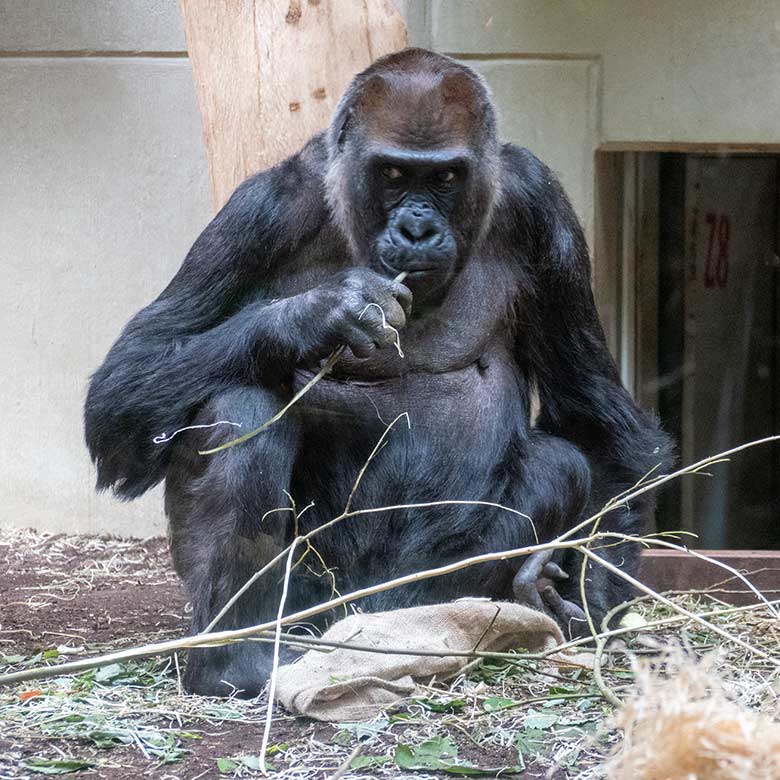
[595,152,780,549]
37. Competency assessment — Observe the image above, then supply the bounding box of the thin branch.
[205,497,534,635]
[199,346,345,455]
[343,412,410,515]
[4,437,780,687]
[0,534,595,686]
[554,434,780,547]
[582,547,779,666]
[259,538,298,775]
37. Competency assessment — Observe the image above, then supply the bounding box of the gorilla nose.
[396,212,439,246]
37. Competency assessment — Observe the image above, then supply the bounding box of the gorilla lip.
[379,259,437,277]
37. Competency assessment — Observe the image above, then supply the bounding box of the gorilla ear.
[335,106,353,150]
[335,75,388,150]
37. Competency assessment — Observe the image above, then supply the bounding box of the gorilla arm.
[500,144,672,630]
[85,136,409,503]
[84,144,335,500]
[502,144,671,486]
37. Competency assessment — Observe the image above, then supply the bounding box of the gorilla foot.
[512,550,587,639]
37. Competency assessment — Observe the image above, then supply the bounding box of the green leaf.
[351,755,389,769]
[216,757,238,773]
[515,728,547,756]
[2,654,26,664]
[523,710,559,730]
[389,712,412,723]
[94,663,124,683]
[394,738,522,776]
[334,719,389,742]
[619,610,647,631]
[415,736,458,758]
[395,744,440,771]
[415,697,467,713]
[483,697,515,712]
[331,730,352,747]
[20,758,94,775]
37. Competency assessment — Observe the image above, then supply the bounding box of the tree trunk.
[179,0,407,209]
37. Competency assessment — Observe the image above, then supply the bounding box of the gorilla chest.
[291,342,527,487]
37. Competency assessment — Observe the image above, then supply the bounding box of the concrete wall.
[0,1,211,537]
[2,1,778,537]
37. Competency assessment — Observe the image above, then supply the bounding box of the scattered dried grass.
[605,650,780,780]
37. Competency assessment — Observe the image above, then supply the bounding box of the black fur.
[85,49,671,696]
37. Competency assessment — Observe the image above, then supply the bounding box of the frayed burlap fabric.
[276,599,563,722]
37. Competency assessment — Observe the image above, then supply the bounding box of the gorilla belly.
[288,345,526,557]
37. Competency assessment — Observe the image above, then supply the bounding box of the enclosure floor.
[0,529,570,779]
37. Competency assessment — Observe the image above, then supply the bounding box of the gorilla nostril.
[400,225,417,244]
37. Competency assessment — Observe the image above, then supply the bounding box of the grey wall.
[0,1,211,536]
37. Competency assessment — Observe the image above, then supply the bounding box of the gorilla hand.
[304,268,412,359]
[513,549,588,639]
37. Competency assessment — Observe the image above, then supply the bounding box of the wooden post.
[179,0,407,210]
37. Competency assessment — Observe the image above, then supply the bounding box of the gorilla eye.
[436,170,457,185]
[381,166,404,181]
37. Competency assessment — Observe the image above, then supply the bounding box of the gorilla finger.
[378,296,407,331]
[513,579,546,614]
[355,306,400,350]
[540,585,565,614]
[542,561,569,582]
[541,587,587,635]
[513,549,554,589]
[390,281,413,318]
[346,328,377,359]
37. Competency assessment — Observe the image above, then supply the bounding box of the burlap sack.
[276,599,563,722]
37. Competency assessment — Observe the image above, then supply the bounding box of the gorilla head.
[325,49,502,300]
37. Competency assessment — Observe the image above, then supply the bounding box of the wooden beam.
[639,549,780,605]
[600,141,780,154]
[180,0,407,210]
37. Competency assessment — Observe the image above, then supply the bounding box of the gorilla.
[85,48,671,696]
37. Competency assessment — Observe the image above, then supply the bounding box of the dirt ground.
[0,529,596,780]
[3,528,777,780]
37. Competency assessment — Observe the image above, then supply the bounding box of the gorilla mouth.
[387,263,437,276]
[378,256,446,279]
[375,231,458,281]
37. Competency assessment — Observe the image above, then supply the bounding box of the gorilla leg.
[166,386,300,697]
[512,438,651,639]
[384,431,592,620]
[503,432,593,635]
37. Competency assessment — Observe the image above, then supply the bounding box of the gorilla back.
[85,48,671,697]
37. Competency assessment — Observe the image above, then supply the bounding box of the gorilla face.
[371,149,466,296]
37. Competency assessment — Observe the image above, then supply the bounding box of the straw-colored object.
[276,599,563,721]
[605,651,780,780]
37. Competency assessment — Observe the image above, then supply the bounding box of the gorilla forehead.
[351,50,492,149]
[359,77,481,148]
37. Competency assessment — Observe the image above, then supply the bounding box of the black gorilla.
[85,49,671,696]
